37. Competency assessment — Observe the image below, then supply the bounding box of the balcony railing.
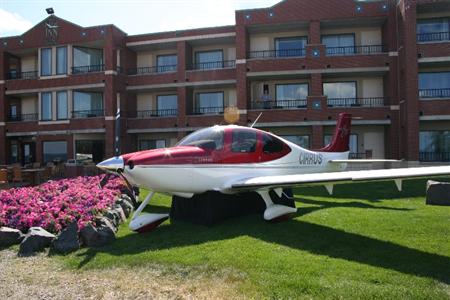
[6,70,38,80]
[325,45,387,56]
[248,48,306,59]
[417,32,450,43]
[192,106,224,115]
[192,60,236,70]
[71,110,104,118]
[7,113,39,122]
[131,109,178,118]
[71,64,105,74]
[251,99,307,110]
[327,97,386,108]
[420,152,450,162]
[419,88,450,99]
[127,65,177,75]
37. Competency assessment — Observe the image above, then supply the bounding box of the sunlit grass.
[60,178,450,299]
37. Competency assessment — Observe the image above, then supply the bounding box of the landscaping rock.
[116,196,134,218]
[105,209,121,228]
[0,227,25,248]
[19,227,55,256]
[51,222,80,254]
[113,204,127,223]
[426,180,450,206]
[80,219,116,248]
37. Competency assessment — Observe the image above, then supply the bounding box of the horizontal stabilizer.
[329,159,400,164]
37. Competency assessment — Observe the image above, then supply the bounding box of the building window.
[322,34,355,55]
[157,94,178,116]
[195,50,223,70]
[56,46,67,74]
[75,140,105,163]
[57,91,68,120]
[420,131,450,161]
[324,134,358,154]
[43,141,67,163]
[139,139,166,151]
[324,82,357,106]
[73,91,104,118]
[41,92,52,121]
[275,36,307,57]
[156,54,177,73]
[195,92,224,114]
[10,143,19,164]
[73,47,103,72]
[280,135,310,149]
[41,48,52,76]
[419,72,450,99]
[417,18,450,42]
[275,84,308,108]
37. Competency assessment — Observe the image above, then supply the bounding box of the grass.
[59,178,450,299]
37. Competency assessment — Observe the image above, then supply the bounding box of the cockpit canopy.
[177,127,225,150]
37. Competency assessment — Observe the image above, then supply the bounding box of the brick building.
[1,0,450,166]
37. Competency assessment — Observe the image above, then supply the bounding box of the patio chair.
[12,166,28,187]
[41,166,53,182]
[0,169,9,189]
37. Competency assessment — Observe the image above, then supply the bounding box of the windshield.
[177,127,224,150]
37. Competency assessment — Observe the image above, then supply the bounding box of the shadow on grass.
[297,197,412,216]
[75,199,449,284]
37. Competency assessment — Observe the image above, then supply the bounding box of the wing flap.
[230,165,450,191]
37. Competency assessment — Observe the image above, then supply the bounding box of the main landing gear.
[257,190,297,222]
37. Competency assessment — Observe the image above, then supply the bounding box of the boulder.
[51,222,80,254]
[19,227,56,256]
[80,219,116,248]
[105,209,121,228]
[426,180,450,206]
[0,227,25,248]
[113,205,127,223]
[116,196,134,218]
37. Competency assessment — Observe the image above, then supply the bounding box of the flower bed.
[0,176,126,234]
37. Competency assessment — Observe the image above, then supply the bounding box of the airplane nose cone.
[97,156,124,171]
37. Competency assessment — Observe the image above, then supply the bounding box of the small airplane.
[98,112,450,233]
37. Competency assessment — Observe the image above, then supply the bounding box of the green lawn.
[61,179,450,299]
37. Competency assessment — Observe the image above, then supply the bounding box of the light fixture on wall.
[46,7,54,15]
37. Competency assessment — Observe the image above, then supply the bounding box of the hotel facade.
[1,0,450,165]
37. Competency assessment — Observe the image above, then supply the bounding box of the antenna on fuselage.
[250,113,263,128]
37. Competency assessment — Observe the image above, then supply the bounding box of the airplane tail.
[319,113,352,153]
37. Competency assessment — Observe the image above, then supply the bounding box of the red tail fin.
[319,113,352,152]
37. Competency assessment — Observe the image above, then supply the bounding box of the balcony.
[127,65,177,75]
[419,88,450,99]
[191,60,235,70]
[417,32,450,43]
[250,99,307,110]
[420,152,450,162]
[7,113,38,122]
[325,45,387,56]
[71,64,105,74]
[130,109,178,118]
[327,97,387,108]
[71,109,104,119]
[192,106,224,115]
[6,70,38,80]
[247,48,306,59]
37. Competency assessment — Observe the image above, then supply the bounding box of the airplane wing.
[229,165,450,195]
[329,159,400,163]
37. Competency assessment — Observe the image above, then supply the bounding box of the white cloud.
[0,9,33,36]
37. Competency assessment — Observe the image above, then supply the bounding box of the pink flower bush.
[0,175,126,234]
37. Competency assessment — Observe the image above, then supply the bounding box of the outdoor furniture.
[22,168,46,185]
[41,166,53,182]
[0,169,9,189]
[12,166,27,187]
[32,162,41,169]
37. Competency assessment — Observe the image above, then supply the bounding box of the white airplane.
[98,112,450,233]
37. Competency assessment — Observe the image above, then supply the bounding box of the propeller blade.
[114,108,121,157]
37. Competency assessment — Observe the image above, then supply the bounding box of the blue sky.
[0,0,280,37]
